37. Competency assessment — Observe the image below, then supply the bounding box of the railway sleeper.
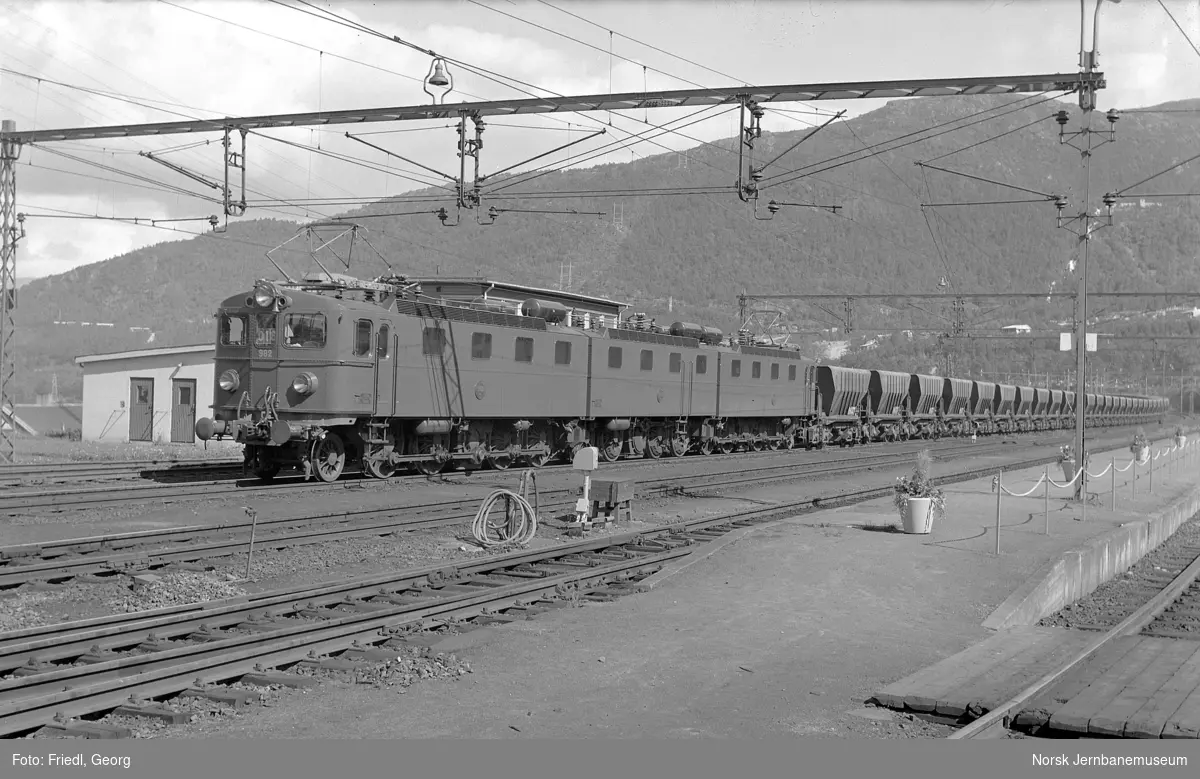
[240,667,320,689]
[112,699,193,725]
[295,654,371,674]
[179,686,262,708]
[38,717,131,740]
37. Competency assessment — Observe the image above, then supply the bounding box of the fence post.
[995,470,1002,556]
[1110,456,1116,511]
[1044,466,1049,535]
[1132,458,1137,498]
[1150,451,1154,494]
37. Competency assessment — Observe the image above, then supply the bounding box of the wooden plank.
[1011,637,1141,730]
[1089,639,1200,737]
[874,627,1052,712]
[1125,641,1200,738]
[951,630,1099,719]
[1048,638,1169,733]
[1163,673,1200,739]
[929,627,1066,717]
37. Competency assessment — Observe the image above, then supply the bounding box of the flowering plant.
[1131,429,1149,453]
[1058,444,1075,463]
[1175,426,1185,438]
[893,449,946,519]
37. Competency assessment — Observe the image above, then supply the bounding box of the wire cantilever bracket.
[736,97,764,202]
[437,206,461,228]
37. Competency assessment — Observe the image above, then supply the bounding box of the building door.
[129,378,154,442]
[171,379,197,443]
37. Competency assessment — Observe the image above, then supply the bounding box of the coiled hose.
[471,470,540,547]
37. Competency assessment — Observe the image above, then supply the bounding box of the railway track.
[0,439,1023,591]
[0,447,1095,740]
[0,458,242,488]
[0,424,1147,513]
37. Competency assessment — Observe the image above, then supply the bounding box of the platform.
[871,626,1200,738]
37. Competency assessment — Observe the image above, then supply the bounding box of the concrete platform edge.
[982,482,1200,632]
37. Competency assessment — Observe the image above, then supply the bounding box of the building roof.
[75,343,214,366]
[6,404,82,434]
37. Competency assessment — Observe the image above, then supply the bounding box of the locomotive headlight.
[218,369,240,392]
[253,284,275,308]
[291,372,318,396]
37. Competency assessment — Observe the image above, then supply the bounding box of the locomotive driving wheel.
[700,438,715,455]
[601,440,623,462]
[485,450,513,470]
[251,449,281,482]
[362,451,397,479]
[646,436,664,459]
[669,436,689,457]
[311,433,346,483]
[415,441,448,476]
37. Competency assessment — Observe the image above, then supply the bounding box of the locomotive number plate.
[257,349,272,359]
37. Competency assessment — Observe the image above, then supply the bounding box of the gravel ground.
[0,571,246,632]
[9,437,241,464]
[1038,514,1200,630]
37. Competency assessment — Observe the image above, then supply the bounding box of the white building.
[74,344,225,444]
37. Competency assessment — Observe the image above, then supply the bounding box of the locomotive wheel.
[752,438,765,452]
[601,441,622,462]
[670,436,689,457]
[719,440,735,455]
[486,453,513,471]
[253,462,281,482]
[525,444,552,468]
[700,439,715,456]
[363,457,397,479]
[646,437,664,459]
[311,434,346,483]
[414,441,448,476]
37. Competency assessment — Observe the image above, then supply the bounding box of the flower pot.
[901,497,934,535]
[1135,446,1150,466]
[1060,459,1077,483]
[1176,436,1186,448]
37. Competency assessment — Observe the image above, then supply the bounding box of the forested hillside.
[15,93,1200,402]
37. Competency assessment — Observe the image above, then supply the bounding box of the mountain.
[12,93,1200,403]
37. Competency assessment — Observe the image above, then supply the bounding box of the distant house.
[1000,324,1032,335]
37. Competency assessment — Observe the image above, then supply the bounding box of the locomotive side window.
[771,363,779,380]
[515,337,534,363]
[640,350,653,371]
[355,320,374,357]
[731,360,741,378]
[554,341,572,365]
[421,327,446,356]
[696,355,707,374]
[283,314,326,348]
[471,332,492,359]
[789,364,797,381]
[220,315,247,346]
[254,314,276,346]
[608,346,622,369]
[669,353,682,373]
[752,361,761,379]
[377,325,390,359]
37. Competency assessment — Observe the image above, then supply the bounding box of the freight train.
[194,273,1168,482]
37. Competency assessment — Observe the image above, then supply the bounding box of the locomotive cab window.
[640,350,653,371]
[254,314,276,347]
[471,332,492,359]
[377,325,390,359]
[220,314,247,346]
[554,341,572,365]
[355,320,373,357]
[608,346,622,369]
[283,314,326,349]
[422,327,446,356]
[788,364,797,381]
[669,353,682,373]
[696,355,707,374]
[770,363,779,380]
[515,337,534,363]
[731,360,741,378]
[752,361,761,379]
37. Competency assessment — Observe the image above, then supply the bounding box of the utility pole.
[0,119,23,464]
[1059,0,1121,504]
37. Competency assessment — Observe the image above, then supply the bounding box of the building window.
[515,337,534,363]
[731,359,741,378]
[472,332,492,359]
[554,341,572,365]
[220,314,247,346]
[640,350,653,371]
[355,320,373,357]
[377,325,390,359]
[608,346,622,369]
[770,363,779,380]
[422,327,447,356]
[283,314,326,349]
[752,361,761,379]
[669,353,682,373]
[789,364,797,381]
[696,355,707,374]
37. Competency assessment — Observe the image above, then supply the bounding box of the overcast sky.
[2,0,1198,281]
